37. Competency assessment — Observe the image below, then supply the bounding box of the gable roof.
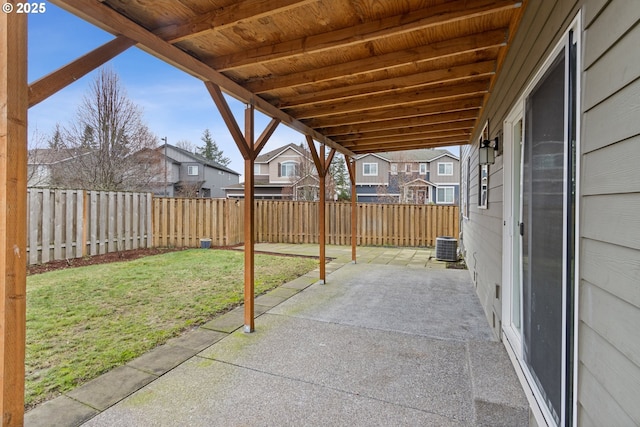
[255,143,310,164]
[159,143,240,176]
[28,148,90,165]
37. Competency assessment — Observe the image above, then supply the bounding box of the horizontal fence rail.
[27,189,153,265]
[153,198,458,249]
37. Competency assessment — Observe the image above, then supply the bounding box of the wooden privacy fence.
[154,198,459,248]
[27,189,153,265]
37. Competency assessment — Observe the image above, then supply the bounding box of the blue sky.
[27,2,306,176]
[27,2,458,176]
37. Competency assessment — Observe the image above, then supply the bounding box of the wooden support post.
[345,156,357,263]
[243,155,255,332]
[242,105,255,332]
[1,8,28,426]
[318,146,326,282]
[306,136,335,283]
[205,81,279,332]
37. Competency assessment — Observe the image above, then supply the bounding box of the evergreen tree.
[330,153,350,200]
[48,124,64,150]
[198,129,230,166]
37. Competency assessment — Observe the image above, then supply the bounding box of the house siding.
[460,0,640,425]
[579,1,640,425]
[268,147,304,183]
[355,154,389,185]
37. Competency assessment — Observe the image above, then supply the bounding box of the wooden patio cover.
[48,0,525,155]
[1,1,526,423]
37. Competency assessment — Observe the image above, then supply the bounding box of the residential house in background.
[355,149,459,204]
[27,148,88,187]
[224,143,320,200]
[152,143,240,198]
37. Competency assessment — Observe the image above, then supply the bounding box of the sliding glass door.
[503,24,578,427]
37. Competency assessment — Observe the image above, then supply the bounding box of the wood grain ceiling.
[50,0,525,157]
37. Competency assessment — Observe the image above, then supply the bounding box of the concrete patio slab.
[198,314,475,422]
[25,243,527,426]
[24,396,98,427]
[65,365,157,411]
[126,344,198,376]
[270,263,494,342]
[164,328,227,352]
[82,357,460,427]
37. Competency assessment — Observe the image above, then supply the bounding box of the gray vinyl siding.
[355,154,389,184]
[461,0,640,424]
[579,1,640,424]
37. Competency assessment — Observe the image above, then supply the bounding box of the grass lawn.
[25,249,317,408]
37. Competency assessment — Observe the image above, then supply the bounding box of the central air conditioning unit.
[435,236,458,262]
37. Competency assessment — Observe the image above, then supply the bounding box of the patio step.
[467,340,530,426]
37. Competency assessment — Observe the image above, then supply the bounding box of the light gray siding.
[431,156,460,185]
[355,154,389,184]
[460,0,640,424]
[579,1,640,424]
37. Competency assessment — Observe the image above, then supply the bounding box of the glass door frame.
[501,12,581,427]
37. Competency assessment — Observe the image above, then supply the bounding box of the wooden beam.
[350,139,465,155]
[321,109,480,137]
[343,135,471,151]
[302,98,483,129]
[210,0,520,71]
[332,120,477,143]
[287,80,489,119]
[341,131,472,147]
[244,30,507,93]
[153,0,315,43]
[205,81,250,159]
[49,0,354,158]
[0,9,28,427]
[277,61,496,108]
[254,117,280,154]
[28,35,135,108]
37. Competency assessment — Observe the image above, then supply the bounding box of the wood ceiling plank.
[209,0,521,70]
[353,141,468,154]
[320,110,479,136]
[277,60,496,108]
[304,98,483,128]
[49,0,354,158]
[245,29,507,93]
[153,0,315,43]
[335,128,472,145]
[288,80,489,119]
[345,135,469,151]
[333,120,476,143]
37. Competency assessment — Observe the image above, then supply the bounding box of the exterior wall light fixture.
[479,137,499,165]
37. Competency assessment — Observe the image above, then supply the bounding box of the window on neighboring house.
[419,163,427,174]
[280,161,298,177]
[187,165,199,176]
[438,162,453,176]
[363,163,378,176]
[436,186,454,204]
[254,163,260,174]
[405,163,411,173]
[390,163,397,174]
